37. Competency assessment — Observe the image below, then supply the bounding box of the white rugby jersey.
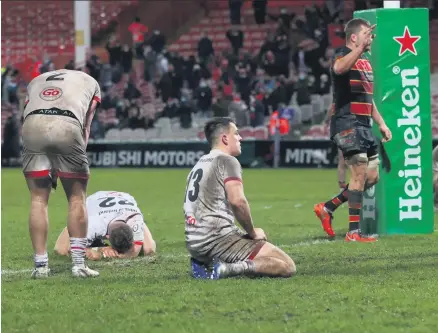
[86,191,145,247]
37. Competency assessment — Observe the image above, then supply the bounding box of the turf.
[2,168,437,333]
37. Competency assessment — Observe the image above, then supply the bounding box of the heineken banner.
[355,8,434,235]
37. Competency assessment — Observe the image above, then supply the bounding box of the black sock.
[324,184,349,212]
[347,190,363,232]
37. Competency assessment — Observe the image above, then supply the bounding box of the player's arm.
[141,224,156,256]
[54,227,70,256]
[54,227,102,260]
[372,100,392,142]
[83,99,99,146]
[221,156,257,237]
[225,180,256,237]
[371,100,385,127]
[332,48,363,75]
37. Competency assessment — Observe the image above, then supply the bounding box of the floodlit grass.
[2,168,437,333]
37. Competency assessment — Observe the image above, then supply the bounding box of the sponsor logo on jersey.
[39,87,63,101]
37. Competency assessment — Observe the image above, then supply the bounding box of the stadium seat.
[300,104,313,123]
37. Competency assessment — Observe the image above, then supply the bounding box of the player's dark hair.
[204,117,235,147]
[344,18,371,41]
[109,224,134,254]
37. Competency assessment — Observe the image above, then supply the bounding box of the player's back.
[86,191,142,243]
[24,69,101,127]
[183,150,241,252]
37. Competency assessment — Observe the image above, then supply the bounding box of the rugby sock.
[324,184,349,213]
[347,190,363,232]
[34,252,48,268]
[70,238,87,267]
[220,260,256,277]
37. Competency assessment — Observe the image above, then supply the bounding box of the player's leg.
[314,143,351,237]
[212,242,295,279]
[344,127,376,242]
[56,125,98,277]
[25,172,53,279]
[206,234,295,279]
[59,175,98,277]
[243,242,295,278]
[337,149,348,190]
[22,120,54,279]
[365,154,380,190]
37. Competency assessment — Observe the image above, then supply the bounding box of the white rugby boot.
[31,266,51,279]
[72,265,99,278]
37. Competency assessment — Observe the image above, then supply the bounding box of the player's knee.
[367,155,380,170]
[346,153,368,167]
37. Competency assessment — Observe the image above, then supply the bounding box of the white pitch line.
[1,239,333,276]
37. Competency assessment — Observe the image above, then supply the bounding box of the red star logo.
[393,26,421,56]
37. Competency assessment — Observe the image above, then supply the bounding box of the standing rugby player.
[313,19,392,242]
[22,69,101,278]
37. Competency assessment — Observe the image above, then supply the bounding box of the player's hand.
[360,24,376,52]
[101,247,120,259]
[379,124,392,142]
[250,228,267,241]
[86,248,102,261]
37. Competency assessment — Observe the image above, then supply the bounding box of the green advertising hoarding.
[355,8,434,235]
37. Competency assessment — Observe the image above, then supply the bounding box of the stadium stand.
[2,0,438,148]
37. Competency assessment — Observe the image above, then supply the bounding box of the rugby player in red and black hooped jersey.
[314,18,392,242]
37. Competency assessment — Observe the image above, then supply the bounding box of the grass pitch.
[2,168,437,333]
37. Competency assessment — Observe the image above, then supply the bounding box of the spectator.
[124,78,141,100]
[253,0,268,25]
[86,54,102,81]
[121,45,133,79]
[197,32,214,65]
[194,79,213,116]
[143,45,157,82]
[64,60,75,70]
[249,94,265,127]
[157,69,172,102]
[229,0,243,25]
[150,30,166,55]
[226,26,244,56]
[128,17,148,59]
[268,8,295,33]
[106,36,122,67]
[178,97,193,129]
[2,112,21,165]
[168,64,183,100]
[295,73,311,106]
[122,106,146,129]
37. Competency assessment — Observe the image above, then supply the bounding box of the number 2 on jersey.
[184,169,203,202]
[46,73,66,81]
[99,197,134,208]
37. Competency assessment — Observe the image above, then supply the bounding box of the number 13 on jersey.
[184,169,203,203]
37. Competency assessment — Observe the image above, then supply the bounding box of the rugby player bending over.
[55,191,156,260]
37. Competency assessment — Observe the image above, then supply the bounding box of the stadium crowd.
[1,1,345,159]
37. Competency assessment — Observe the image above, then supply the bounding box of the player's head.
[204,117,242,156]
[108,222,134,254]
[344,18,372,51]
